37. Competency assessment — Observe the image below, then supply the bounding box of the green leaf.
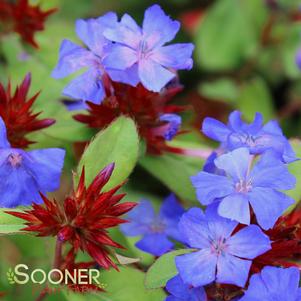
[0,209,26,235]
[287,139,301,210]
[145,249,193,289]
[198,78,238,103]
[237,77,274,122]
[63,267,165,301]
[139,153,202,202]
[76,116,139,190]
[195,0,267,71]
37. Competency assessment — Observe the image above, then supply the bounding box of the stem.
[35,290,48,301]
[34,238,63,301]
[53,238,63,269]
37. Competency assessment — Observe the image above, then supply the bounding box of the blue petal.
[151,43,194,70]
[191,171,233,205]
[138,58,175,92]
[160,194,185,242]
[251,151,296,190]
[51,40,96,79]
[227,225,271,259]
[178,208,211,249]
[249,187,295,230]
[159,114,182,141]
[142,4,180,49]
[120,200,156,236]
[176,249,217,287]
[103,44,137,70]
[261,266,300,298]
[205,204,238,240]
[63,69,105,104]
[216,253,251,287]
[239,273,268,301]
[202,117,231,143]
[241,266,300,301]
[166,275,207,301]
[214,148,250,182]
[135,233,173,256]
[107,64,140,86]
[0,117,10,148]
[217,193,250,225]
[166,275,191,299]
[24,148,65,192]
[75,12,118,56]
[227,111,244,131]
[104,18,142,49]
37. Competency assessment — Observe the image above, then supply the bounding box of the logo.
[6,264,104,287]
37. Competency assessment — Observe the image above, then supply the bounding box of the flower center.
[8,152,23,167]
[150,220,166,233]
[235,179,252,193]
[138,40,150,59]
[210,237,227,255]
[231,132,258,148]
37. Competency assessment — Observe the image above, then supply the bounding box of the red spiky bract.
[74,81,186,155]
[0,73,55,148]
[7,163,136,270]
[0,0,56,48]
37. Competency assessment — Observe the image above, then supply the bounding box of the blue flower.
[165,275,207,301]
[0,118,65,208]
[103,4,194,92]
[120,194,185,256]
[159,114,182,141]
[52,13,138,105]
[240,266,301,301]
[191,147,295,230]
[202,110,296,163]
[175,206,271,288]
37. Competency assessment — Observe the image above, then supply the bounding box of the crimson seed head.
[8,163,136,269]
[0,74,55,148]
[74,82,185,155]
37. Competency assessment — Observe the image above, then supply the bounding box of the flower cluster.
[52,4,194,104]
[52,4,194,154]
[119,110,300,300]
[0,0,56,48]
[166,111,299,300]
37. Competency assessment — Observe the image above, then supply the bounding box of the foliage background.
[0,0,301,300]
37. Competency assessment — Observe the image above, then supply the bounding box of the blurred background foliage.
[1,0,301,300]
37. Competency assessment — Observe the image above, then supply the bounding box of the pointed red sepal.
[0,74,55,148]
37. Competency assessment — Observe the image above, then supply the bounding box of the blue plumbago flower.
[191,147,295,230]
[0,117,65,208]
[159,113,182,141]
[240,266,301,301]
[120,194,185,256]
[202,110,296,163]
[103,4,194,92]
[165,275,207,301]
[175,206,271,288]
[52,13,138,104]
